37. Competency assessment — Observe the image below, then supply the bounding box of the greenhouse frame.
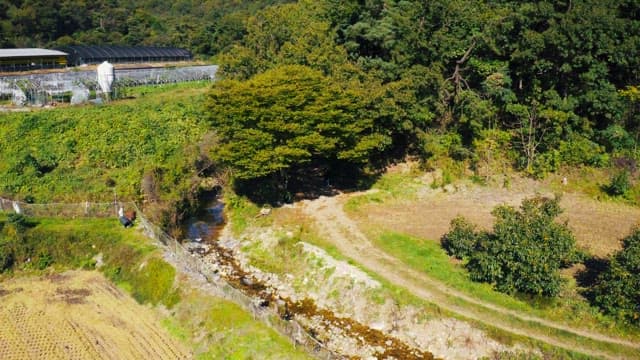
[56,45,192,66]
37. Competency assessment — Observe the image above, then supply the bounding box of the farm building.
[56,45,192,66]
[0,48,68,72]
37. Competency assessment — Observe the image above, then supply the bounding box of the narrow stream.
[180,191,433,359]
[182,191,225,243]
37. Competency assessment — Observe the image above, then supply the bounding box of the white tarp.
[12,201,21,214]
[12,89,26,106]
[97,61,115,94]
[70,85,89,104]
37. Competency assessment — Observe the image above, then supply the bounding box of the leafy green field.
[0,82,210,203]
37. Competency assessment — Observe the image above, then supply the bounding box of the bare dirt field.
[357,173,640,255]
[0,271,189,360]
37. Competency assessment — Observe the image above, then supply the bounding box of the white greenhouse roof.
[0,48,68,58]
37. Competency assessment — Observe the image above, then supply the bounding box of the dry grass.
[351,172,640,256]
[0,271,189,360]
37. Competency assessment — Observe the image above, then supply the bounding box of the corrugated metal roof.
[56,45,191,65]
[0,48,68,58]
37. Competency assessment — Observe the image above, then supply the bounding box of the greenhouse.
[56,45,192,66]
[0,65,217,106]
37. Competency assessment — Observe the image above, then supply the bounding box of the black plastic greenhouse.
[56,45,192,66]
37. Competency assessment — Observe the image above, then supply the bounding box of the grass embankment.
[344,171,640,341]
[0,81,210,203]
[0,216,178,306]
[0,215,310,358]
[163,289,310,360]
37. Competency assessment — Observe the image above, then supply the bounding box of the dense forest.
[203,0,640,198]
[3,0,640,217]
[0,0,292,55]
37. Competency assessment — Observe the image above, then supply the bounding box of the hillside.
[0,0,292,55]
[1,0,640,358]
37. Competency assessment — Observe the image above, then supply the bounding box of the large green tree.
[206,64,391,186]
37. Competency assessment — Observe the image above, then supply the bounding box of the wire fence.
[0,198,127,218]
[0,197,335,359]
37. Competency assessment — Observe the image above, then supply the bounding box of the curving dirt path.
[299,193,639,360]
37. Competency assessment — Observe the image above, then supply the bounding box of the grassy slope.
[0,215,310,358]
[0,82,210,202]
[164,289,310,360]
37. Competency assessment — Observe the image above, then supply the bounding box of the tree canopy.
[206,65,391,185]
[589,228,640,325]
[215,0,640,179]
[0,0,292,56]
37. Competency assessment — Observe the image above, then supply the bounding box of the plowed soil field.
[0,271,189,360]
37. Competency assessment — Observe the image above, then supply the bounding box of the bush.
[7,213,29,234]
[559,135,608,167]
[588,228,640,325]
[442,196,577,297]
[598,125,634,152]
[441,216,479,259]
[0,237,15,272]
[531,150,560,179]
[606,170,631,196]
[472,129,513,180]
[420,132,465,167]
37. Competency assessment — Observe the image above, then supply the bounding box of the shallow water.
[182,199,225,243]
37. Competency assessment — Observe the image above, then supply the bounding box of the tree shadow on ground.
[575,256,610,290]
[234,164,383,206]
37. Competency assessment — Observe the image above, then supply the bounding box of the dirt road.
[300,193,639,359]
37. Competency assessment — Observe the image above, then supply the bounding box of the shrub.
[441,216,479,259]
[442,196,577,297]
[420,132,465,166]
[531,150,560,179]
[0,237,15,272]
[7,213,29,233]
[606,170,631,196]
[472,129,513,180]
[559,135,608,167]
[588,228,640,325]
[598,125,634,152]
